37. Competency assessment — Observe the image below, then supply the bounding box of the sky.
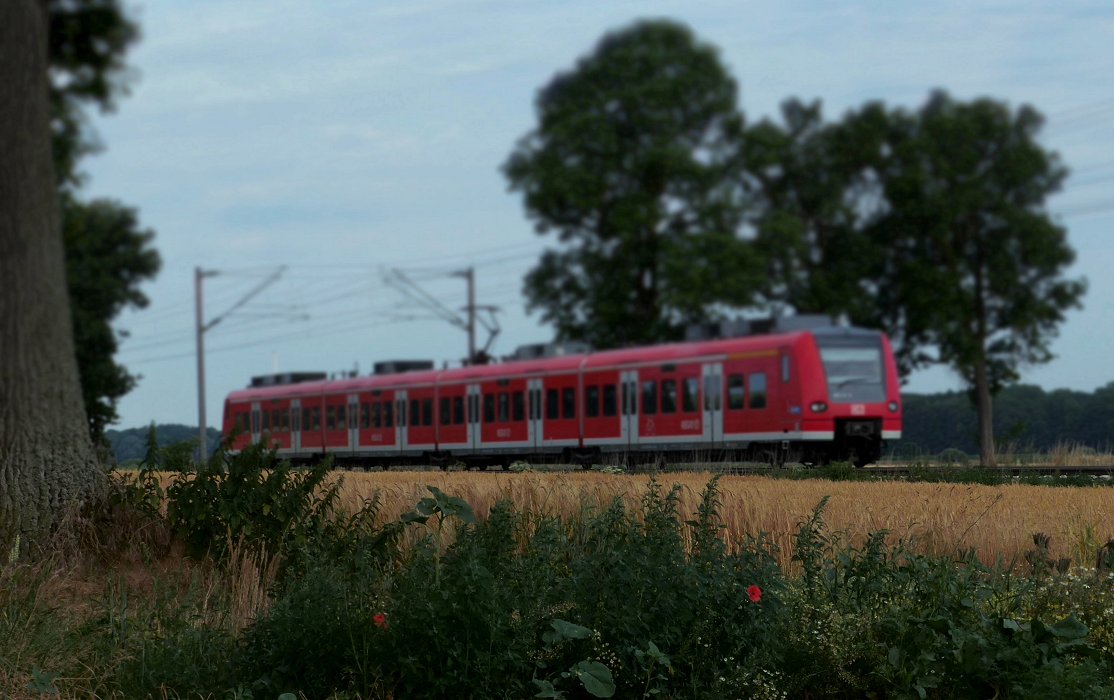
[83,0,1114,430]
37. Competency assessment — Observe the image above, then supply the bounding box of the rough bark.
[0,0,102,544]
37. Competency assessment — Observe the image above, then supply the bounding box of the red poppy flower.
[747,585,762,603]
[373,612,389,629]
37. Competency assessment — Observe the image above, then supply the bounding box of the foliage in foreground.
[2,451,1113,699]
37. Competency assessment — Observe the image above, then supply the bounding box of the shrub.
[164,445,341,562]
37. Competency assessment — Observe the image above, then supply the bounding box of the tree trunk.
[0,0,101,545]
[974,358,996,467]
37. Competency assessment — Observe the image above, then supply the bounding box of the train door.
[620,370,639,449]
[396,390,408,452]
[527,377,544,449]
[291,398,302,453]
[347,394,359,453]
[249,402,261,445]
[467,384,482,453]
[702,363,723,444]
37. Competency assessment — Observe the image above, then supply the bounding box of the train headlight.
[810,402,828,413]
[888,401,899,413]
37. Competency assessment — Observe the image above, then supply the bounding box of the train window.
[562,387,576,419]
[420,399,431,426]
[350,405,359,430]
[546,388,559,420]
[662,379,677,414]
[325,407,335,431]
[750,373,767,409]
[496,392,508,422]
[371,402,381,428]
[782,354,791,383]
[642,380,657,415]
[683,378,699,413]
[484,394,495,423]
[361,403,370,429]
[728,374,745,410]
[409,400,420,427]
[383,401,393,428]
[338,405,348,430]
[281,409,291,432]
[262,410,270,431]
[603,385,617,417]
[513,391,525,421]
[453,396,465,424]
[586,385,600,418]
[440,397,451,425]
[311,407,322,432]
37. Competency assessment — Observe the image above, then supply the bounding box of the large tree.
[1,0,101,542]
[504,20,760,348]
[868,91,1085,466]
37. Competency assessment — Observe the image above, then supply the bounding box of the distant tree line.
[900,383,1114,457]
[106,424,222,464]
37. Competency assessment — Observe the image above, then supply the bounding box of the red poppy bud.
[747,585,762,603]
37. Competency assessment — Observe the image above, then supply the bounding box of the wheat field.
[333,471,1114,570]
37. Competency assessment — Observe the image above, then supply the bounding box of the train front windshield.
[818,339,886,404]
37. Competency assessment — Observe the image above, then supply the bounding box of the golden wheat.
[333,471,1114,570]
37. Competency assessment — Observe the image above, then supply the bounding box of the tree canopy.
[504,19,761,348]
[48,0,138,190]
[63,195,161,439]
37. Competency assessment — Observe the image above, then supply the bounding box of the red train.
[222,319,902,468]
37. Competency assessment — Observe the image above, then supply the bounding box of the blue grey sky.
[88,1,1114,430]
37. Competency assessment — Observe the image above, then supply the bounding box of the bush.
[164,444,341,562]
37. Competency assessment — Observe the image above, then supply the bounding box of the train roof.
[226,326,884,403]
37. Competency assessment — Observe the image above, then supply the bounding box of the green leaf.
[550,618,592,640]
[574,660,615,698]
[400,510,429,525]
[1049,615,1088,640]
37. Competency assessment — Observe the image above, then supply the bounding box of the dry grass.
[334,471,1114,570]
